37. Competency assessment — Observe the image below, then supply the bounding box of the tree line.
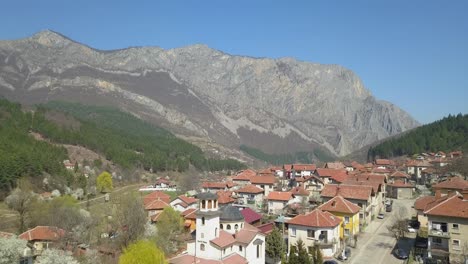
[0,99,245,193]
[240,145,334,165]
[368,113,468,160]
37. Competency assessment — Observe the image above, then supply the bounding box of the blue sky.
[1,1,467,123]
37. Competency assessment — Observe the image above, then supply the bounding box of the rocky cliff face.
[0,30,419,157]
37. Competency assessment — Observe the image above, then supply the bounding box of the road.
[349,199,415,264]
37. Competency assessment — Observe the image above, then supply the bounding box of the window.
[344,229,350,236]
[452,224,459,230]
[344,216,350,223]
[235,224,239,230]
[201,217,205,225]
[223,248,226,254]
[256,244,261,258]
[220,224,224,229]
[358,203,363,208]
[200,244,205,251]
[453,239,460,247]
[202,200,206,209]
[227,224,231,230]
[291,227,296,236]
[433,238,442,244]
[269,202,273,207]
[239,245,243,252]
[307,229,315,238]
[215,228,218,237]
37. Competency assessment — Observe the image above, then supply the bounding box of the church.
[170,192,266,264]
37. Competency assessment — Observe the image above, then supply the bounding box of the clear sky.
[1,0,467,124]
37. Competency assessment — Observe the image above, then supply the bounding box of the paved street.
[349,199,415,264]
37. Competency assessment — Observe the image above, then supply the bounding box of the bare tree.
[387,206,409,240]
[113,193,147,248]
[5,183,38,232]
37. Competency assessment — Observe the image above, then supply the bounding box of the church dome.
[220,205,244,221]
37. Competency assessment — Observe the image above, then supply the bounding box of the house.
[315,168,347,184]
[406,160,433,183]
[321,184,374,226]
[344,173,386,215]
[291,164,317,177]
[424,192,468,264]
[435,151,446,158]
[283,164,293,179]
[216,190,236,206]
[249,175,276,197]
[324,162,345,170]
[430,158,449,168]
[266,191,295,215]
[301,175,325,193]
[143,191,171,205]
[201,181,236,193]
[181,208,197,231]
[19,226,65,256]
[287,209,341,258]
[145,199,170,222]
[236,184,264,208]
[389,171,410,183]
[387,180,414,199]
[63,160,75,170]
[291,184,310,203]
[170,195,198,212]
[240,207,263,226]
[318,195,360,240]
[432,177,468,196]
[170,192,265,264]
[232,169,257,186]
[449,151,463,159]
[374,159,393,169]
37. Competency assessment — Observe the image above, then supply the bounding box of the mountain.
[368,114,468,159]
[0,30,419,158]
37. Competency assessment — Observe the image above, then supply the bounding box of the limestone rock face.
[0,31,419,157]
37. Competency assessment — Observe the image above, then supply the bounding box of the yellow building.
[318,195,360,239]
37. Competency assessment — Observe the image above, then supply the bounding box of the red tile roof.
[390,171,410,178]
[257,222,275,235]
[240,208,262,224]
[329,170,349,183]
[432,177,468,192]
[318,195,361,214]
[232,169,257,181]
[291,185,310,196]
[236,184,264,194]
[143,191,171,204]
[217,191,236,204]
[414,196,436,211]
[181,208,197,220]
[211,229,237,248]
[176,195,198,205]
[324,162,345,169]
[316,168,347,178]
[287,209,341,228]
[351,161,365,170]
[145,199,169,210]
[283,164,293,172]
[267,191,294,201]
[19,226,65,241]
[293,164,317,171]
[169,254,247,264]
[202,182,229,189]
[388,180,414,188]
[424,194,468,219]
[222,253,248,264]
[321,184,373,201]
[250,175,276,185]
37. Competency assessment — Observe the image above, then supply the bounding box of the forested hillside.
[39,101,246,172]
[0,100,69,191]
[368,114,468,159]
[0,99,245,192]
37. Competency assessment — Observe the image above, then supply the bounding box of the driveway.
[349,199,416,264]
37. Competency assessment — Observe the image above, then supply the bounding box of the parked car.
[394,248,408,259]
[377,213,385,219]
[386,204,393,212]
[338,247,352,260]
[407,226,416,233]
[323,261,338,264]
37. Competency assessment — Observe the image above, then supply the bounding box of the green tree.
[5,181,38,232]
[288,239,311,264]
[154,207,185,254]
[96,171,113,193]
[266,227,285,263]
[119,240,166,264]
[312,245,323,264]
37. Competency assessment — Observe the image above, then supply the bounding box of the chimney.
[435,190,441,199]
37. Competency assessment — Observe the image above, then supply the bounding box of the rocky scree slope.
[0,30,419,157]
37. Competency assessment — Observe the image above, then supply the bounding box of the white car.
[377,213,385,219]
[407,226,416,233]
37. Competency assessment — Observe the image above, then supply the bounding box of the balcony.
[315,238,335,248]
[428,229,450,238]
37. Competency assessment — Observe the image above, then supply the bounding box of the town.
[1,150,466,264]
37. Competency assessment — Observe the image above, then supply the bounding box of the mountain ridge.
[0,30,420,158]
